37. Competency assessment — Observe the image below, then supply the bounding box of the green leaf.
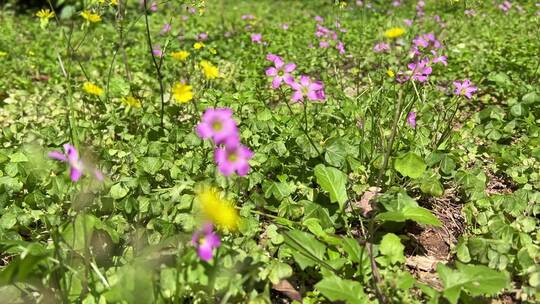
[437,263,509,304]
[268,261,293,284]
[324,138,349,167]
[62,214,98,251]
[160,268,177,299]
[341,238,368,265]
[0,212,17,230]
[8,152,28,163]
[394,152,426,179]
[420,178,444,197]
[314,164,348,209]
[140,157,162,175]
[283,229,326,270]
[315,275,367,304]
[379,233,405,265]
[263,181,292,201]
[109,183,129,200]
[376,206,441,226]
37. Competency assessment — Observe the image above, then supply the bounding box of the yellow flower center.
[227,152,238,162]
[212,121,222,131]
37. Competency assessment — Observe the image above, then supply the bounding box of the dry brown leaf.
[349,186,381,216]
[272,279,302,301]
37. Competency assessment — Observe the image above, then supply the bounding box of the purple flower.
[160,23,171,35]
[281,23,289,30]
[398,59,432,83]
[191,223,221,261]
[152,45,163,57]
[251,33,262,43]
[406,112,417,128]
[373,42,390,53]
[266,53,282,63]
[453,79,477,99]
[498,1,512,12]
[336,42,345,54]
[241,14,255,20]
[266,57,296,88]
[404,19,413,26]
[314,15,324,23]
[392,0,402,7]
[188,6,196,14]
[197,32,208,41]
[48,144,103,182]
[464,9,476,16]
[407,59,432,82]
[150,1,158,12]
[215,144,254,176]
[431,51,447,66]
[289,75,325,102]
[196,108,239,146]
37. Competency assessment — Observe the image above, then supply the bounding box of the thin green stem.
[377,89,404,187]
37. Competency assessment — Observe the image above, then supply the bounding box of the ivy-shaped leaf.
[437,263,509,304]
[394,152,426,179]
[315,275,367,304]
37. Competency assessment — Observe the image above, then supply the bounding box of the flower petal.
[265,67,277,77]
[70,167,83,182]
[48,151,67,162]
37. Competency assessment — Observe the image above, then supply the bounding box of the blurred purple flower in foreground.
[49,144,103,182]
[191,223,221,261]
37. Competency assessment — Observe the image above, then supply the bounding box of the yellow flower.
[386,69,395,77]
[83,82,104,96]
[36,9,55,19]
[0,51,7,57]
[121,96,142,108]
[197,187,240,231]
[110,0,118,5]
[200,60,219,79]
[172,83,193,103]
[193,42,205,50]
[209,47,217,55]
[81,10,102,23]
[171,50,190,61]
[383,27,405,39]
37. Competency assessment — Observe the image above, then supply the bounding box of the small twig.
[143,0,166,129]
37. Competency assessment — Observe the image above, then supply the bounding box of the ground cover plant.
[0,0,539,303]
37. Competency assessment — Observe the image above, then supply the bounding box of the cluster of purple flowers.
[397,33,447,83]
[416,0,425,17]
[314,17,346,54]
[196,108,254,176]
[265,54,325,102]
[241,14,256,31]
